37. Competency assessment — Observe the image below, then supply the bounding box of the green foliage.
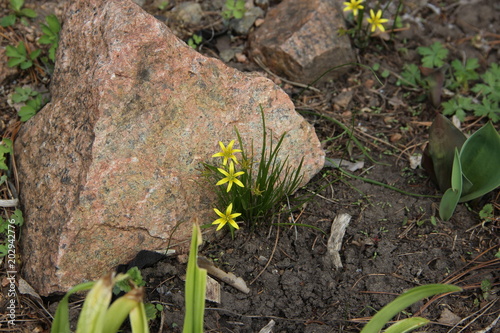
[398,64,424,87]
[424,115,500,220]
[51,272,150,333]
[417,42,448,68]
[11,87,46,122]
[6,41,41,70]
[187,34,202,49]
[361,284,462,333]
[0,209,24,257]
[39,14,61,62]
[479,204,494,221]
[449,58,479,91]
[144,303,163,321]
[441,62,500,122]
[0,0,37,27]
[183,223,207,333]
[372,63,390,78]
[472,63,500,101]
[442,95,473,122]
[471,63,500,122]
[222,0,246,20]
[113,267,146,294]
[157,1,169,10]
[0,138,13,171]
[472,97,499,122]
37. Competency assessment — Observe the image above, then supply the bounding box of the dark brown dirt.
[0,0,499,332]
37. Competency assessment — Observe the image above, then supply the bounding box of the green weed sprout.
[341,0,393,48]
[51,270,150,333]
[0,0,37,27]
[0,209,24,257]
[187,34,202,49]
[11,87,46,122]
[222,0,246,20]
[417,42,449,68]
[361,284,462,333]
[39,14,61,63]
[204,109,304,233]
[0,138,13,172]
[6,41,41,70]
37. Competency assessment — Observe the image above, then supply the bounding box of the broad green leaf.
[384,317,430,333]
[47,14,61,32]
[361,284,462,333]
[19,60,33,69]
[0,15,16,27]
[459,122,500,202]
[30,48,41,60]
[7,58,24,68]
[20,8,37,18]
[439,149,462,221]
[6,44,23,57]
[11,0,24,12]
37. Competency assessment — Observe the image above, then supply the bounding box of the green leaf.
[0,14,16,27]
[76,274,114,333]
[384,317,430,333]
[10,209,24,226]
[418,42,448,68]
[360,284,462,333]
[5,43,23,57]
[10,0,24,12]
[51,281,96,333]
[472,98,499,122]
[183,223,207,333]
[450,58,479,90]
[442,95,473,122]
[30,48,41,60]
[47,14,61,31]
[103,287,143,333]
[400,64,422,87]
[439,149,462,221]
[20,8,37,18]
[114,267,145,294]
[459,122,500,202]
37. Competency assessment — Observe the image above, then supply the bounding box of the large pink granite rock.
[249,0,355,84]
[15,0,324,295]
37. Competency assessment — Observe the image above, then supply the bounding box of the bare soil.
[0,0,499,332]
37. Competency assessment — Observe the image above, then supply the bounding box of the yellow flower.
[212,140,242,165]
[343,0,364,17]
[216,162,245,192]
[213,203,241,231]
[367,9,389,32]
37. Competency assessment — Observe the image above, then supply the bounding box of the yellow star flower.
[367,9,389,32]
[216,162,245,192]
[343,0,364,17]
[212,140,242,165]
[213,203,241,231]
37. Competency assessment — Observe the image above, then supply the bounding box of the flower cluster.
[211,140,244,231]
[341,0,392,48]
[343,0,389,33]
